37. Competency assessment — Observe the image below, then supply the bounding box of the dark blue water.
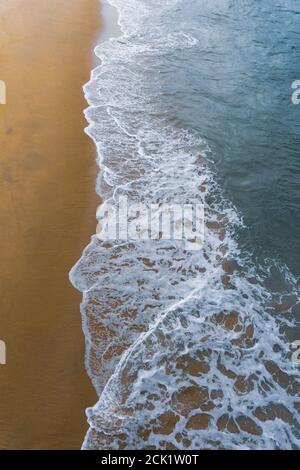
[162,0,300,276]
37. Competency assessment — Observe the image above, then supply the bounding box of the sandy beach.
[0,0,100,449]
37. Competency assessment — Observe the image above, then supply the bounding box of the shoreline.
[0,0,101,449]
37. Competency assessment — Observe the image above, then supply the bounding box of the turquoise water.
[70,0,300,449]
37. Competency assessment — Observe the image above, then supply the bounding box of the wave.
[70,0,300,450]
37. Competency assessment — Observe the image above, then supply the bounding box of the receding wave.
[70,0,300,450]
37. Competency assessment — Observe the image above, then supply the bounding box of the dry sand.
[0,0,100,449]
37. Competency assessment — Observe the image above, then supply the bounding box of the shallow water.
[70,0,300,449]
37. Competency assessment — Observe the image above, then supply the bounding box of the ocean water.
[70,0,300,450]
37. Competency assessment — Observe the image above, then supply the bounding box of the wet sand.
[0,0,100,449]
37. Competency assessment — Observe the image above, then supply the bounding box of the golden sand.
[0,0,100,449]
